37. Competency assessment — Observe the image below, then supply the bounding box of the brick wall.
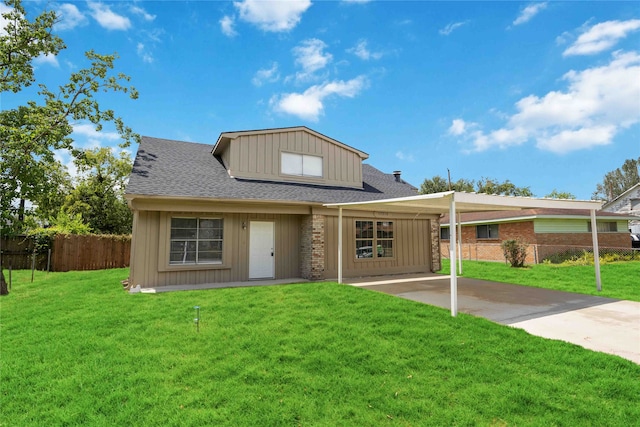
[441,221,631,264]
[430,219,441,272]
[300,214,325,280]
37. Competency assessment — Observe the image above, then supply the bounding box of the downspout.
[590,209,602,291]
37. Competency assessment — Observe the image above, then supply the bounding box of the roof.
[324,191,603,216]
[601,182,640,212]
[212,126,369,159]
[440,208,636,226]
[125,136,416,204]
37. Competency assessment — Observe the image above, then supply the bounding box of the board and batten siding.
[225,129,364,188]
[129,210,301,288]
[323,215,433,279]
[534,219,629,233]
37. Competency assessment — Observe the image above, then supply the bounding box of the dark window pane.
[377,221,393,238]
[376,240,393,258]
[356,221,373,239]
[355,239,373,258]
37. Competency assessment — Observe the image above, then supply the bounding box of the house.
[601,183,640,234]
[125,127,441,289]
[439,208,636,263]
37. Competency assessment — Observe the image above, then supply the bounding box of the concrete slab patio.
[348,274,640,364]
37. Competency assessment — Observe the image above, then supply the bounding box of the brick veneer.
[430,219,442,272]
[300,214,325,280]
[442,220,631,263]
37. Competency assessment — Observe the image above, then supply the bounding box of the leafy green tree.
[593,158,640,201]
[1,0,138,233]
[545,189,576,200]
[419,175,532,196]
[62,148,133,235]
[419,175,474,194]
[0,0,138,294]
[475,177,533,197]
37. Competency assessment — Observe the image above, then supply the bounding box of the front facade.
[440,209,634,263]
[601,183,640,233]
[125,127,440,288]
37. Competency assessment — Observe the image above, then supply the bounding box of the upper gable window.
[281,152,323,178]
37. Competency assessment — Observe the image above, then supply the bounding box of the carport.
[324,191,604,317]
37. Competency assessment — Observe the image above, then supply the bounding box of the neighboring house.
[601,183,640,234]
[440,208,636,263]
[125,127,440,289]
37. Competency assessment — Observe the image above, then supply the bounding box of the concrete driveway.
[347,274,640,364]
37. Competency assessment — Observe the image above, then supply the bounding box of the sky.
[3,0,640,201]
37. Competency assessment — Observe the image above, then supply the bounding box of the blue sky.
[4,0,640,200]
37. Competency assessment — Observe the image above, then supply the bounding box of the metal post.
[457,212,463,275]
[31,252,36,283]
[590,209,602,291]
[449,195,458,317]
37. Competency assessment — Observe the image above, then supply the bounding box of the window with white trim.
[355,220,394,258]
[281,152,323,177]
[170,218,223,265]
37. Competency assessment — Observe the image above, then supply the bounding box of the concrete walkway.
[348,274,640,364]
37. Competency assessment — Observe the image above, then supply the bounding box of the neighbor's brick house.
[440,209,635,263]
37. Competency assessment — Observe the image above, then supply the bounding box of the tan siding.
[221,129,364,188]
[131,211,301,288]
[324,215,432,279]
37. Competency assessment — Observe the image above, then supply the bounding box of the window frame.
[476,224,499,239]
[587,221,618,233]
[158,213,231,272]
[280,151,324,178]
[354,220,395,260]
[169,217,224,265]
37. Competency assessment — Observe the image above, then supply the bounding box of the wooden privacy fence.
[1,234,131,272]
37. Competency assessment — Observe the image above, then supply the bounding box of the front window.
[476,224,499,239]
[170,218,223,265]
[355,220,394,258]
[440,227,450,240]
[587,221,618,232]
[281,152,323,177]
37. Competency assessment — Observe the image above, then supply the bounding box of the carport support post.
[449,195,458,317]
[590,209,602,292]
[338,207,343,284]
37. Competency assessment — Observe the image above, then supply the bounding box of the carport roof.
[324,191,604,214]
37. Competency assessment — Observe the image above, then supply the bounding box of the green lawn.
[438,259,640,302]
[1,269,639,426]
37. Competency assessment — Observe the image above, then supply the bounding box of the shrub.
[501,239,528,268]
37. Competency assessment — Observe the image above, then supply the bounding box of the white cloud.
[563,19,640,56]
[130,5,156,22]
[54,4,88,31]
[87,2,131,31]
[72,123,121,144]
[448,119,468,136]
[0,3,14,36]
[453,50,640,154]
[395,151,415,162]
[270,76,368,121]
[291,38,333,82]
[34,53,59,67]
[347,39,383,60]
[234,0,312,32]
[136,43,153,63]
[512,2,547,27]
[220,15,237,37]
[439,21,469,36]
[252,62,280,86]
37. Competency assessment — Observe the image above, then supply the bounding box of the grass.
[438,259,640,302]
[1,268,639,426]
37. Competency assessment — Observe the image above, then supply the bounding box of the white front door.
[249,221,275,279]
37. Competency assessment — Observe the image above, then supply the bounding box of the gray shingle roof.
[126,136,418,204]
